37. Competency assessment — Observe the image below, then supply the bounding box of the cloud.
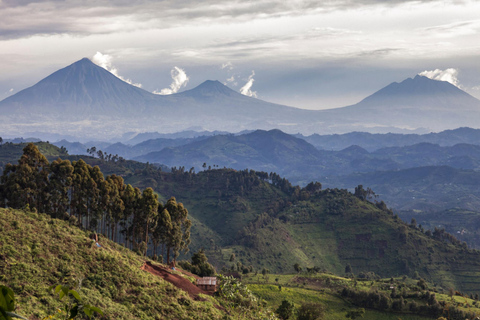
[418,68,460,87]
[421,20,480,38]
[154,67,189,95]
[9,88,14,93]
[240,71,257,98]
[92,52,142,88]
[0,0,452,40]
[222,62,234,70]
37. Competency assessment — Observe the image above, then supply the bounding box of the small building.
[197,277,217,292]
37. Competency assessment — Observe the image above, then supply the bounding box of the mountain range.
[2,58,480,139]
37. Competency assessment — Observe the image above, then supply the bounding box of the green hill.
[0,207,258,319]
[120,167,480,294]
[3,142,480,299]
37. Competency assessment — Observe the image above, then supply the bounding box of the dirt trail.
[141,261,208,300]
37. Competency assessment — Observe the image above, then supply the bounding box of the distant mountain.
[52,140,89,155]
[104,136,209,159]
[319,75,480,132]
[0,58,315,138]
[327,165,480,212]
[300,127,480,151]
[132,129,480,183]
[134,129,323,176]
[2,58,480,138]
[0,58,157,118]
[126,130,231,145]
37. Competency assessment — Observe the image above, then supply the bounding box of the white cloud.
[240,71,257,98]
[154,66,189,95]
[92,52,142,88]
[222,62,234,70]
[418,68,460,87]
[8,88,13,93]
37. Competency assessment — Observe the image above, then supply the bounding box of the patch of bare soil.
[141,261,208,300]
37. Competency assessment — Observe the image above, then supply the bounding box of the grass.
[0,207,261,320]
[245,272,480,320]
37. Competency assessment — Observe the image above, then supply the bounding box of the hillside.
[3,143,480,296]
[123,167,480,294]
[0,208,232,319]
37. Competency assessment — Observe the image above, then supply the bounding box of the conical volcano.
[0,58,157,117]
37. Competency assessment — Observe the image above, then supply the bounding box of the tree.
[1,143,49,211]
[346,308,365,319]
[294,263,302,273]
[47,158,74,219]
[345,264,353,275]
[152,206,172,258]
[180,248,216,277]
[140,188,159,256]
[164,197,191,264]
[276,299,295,320]
[410,218,417,228]
[297,302,324,320]
[354,185,367,201]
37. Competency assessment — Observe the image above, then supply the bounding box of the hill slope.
[123,167,480,294]
[0,208,232,319]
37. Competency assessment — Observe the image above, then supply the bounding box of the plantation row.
[0,143,191,263]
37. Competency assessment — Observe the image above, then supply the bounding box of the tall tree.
[152,206,172,259]
[121,184,142,249]
[164,197,191,264]
[47,158,74,218]
[1,143,49,211]
[104,174,125,242]
[140,188,159,256]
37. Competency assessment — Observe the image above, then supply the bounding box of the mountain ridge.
[2,58,480,137]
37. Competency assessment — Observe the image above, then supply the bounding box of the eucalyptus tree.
[47,158,74,218]
[152,206,172,259]
[104,174,125,242]
[163,197,192,264]
[1,143,49,211]
[140,187,159,256]
[121,184,142,249]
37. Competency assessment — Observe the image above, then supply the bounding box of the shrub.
[296,302,324,320]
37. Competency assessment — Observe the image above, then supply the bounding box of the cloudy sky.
[1,0,479,109]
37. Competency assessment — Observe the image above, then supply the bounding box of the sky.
[1,0,480,110]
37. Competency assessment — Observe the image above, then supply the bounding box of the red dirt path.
[141,261,208,300]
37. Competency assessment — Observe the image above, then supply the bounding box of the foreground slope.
[0,208,231,320]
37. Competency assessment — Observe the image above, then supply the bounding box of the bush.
[275,299,295,320]
[297,302,324,320]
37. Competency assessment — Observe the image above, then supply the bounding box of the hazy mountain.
[319,75,480,132]
[103,136,209,159]
[134,129,323,175]
[300,127,480,151]
[2,58,480,138]
[0,58,158,117]
[327,165,480,212]
[126,130,230,145]
[52,140,89,155]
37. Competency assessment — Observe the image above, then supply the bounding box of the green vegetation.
[0,143,191,264]
[0,207,263,319]
[4,141,480,318]
[245,272,480,320]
